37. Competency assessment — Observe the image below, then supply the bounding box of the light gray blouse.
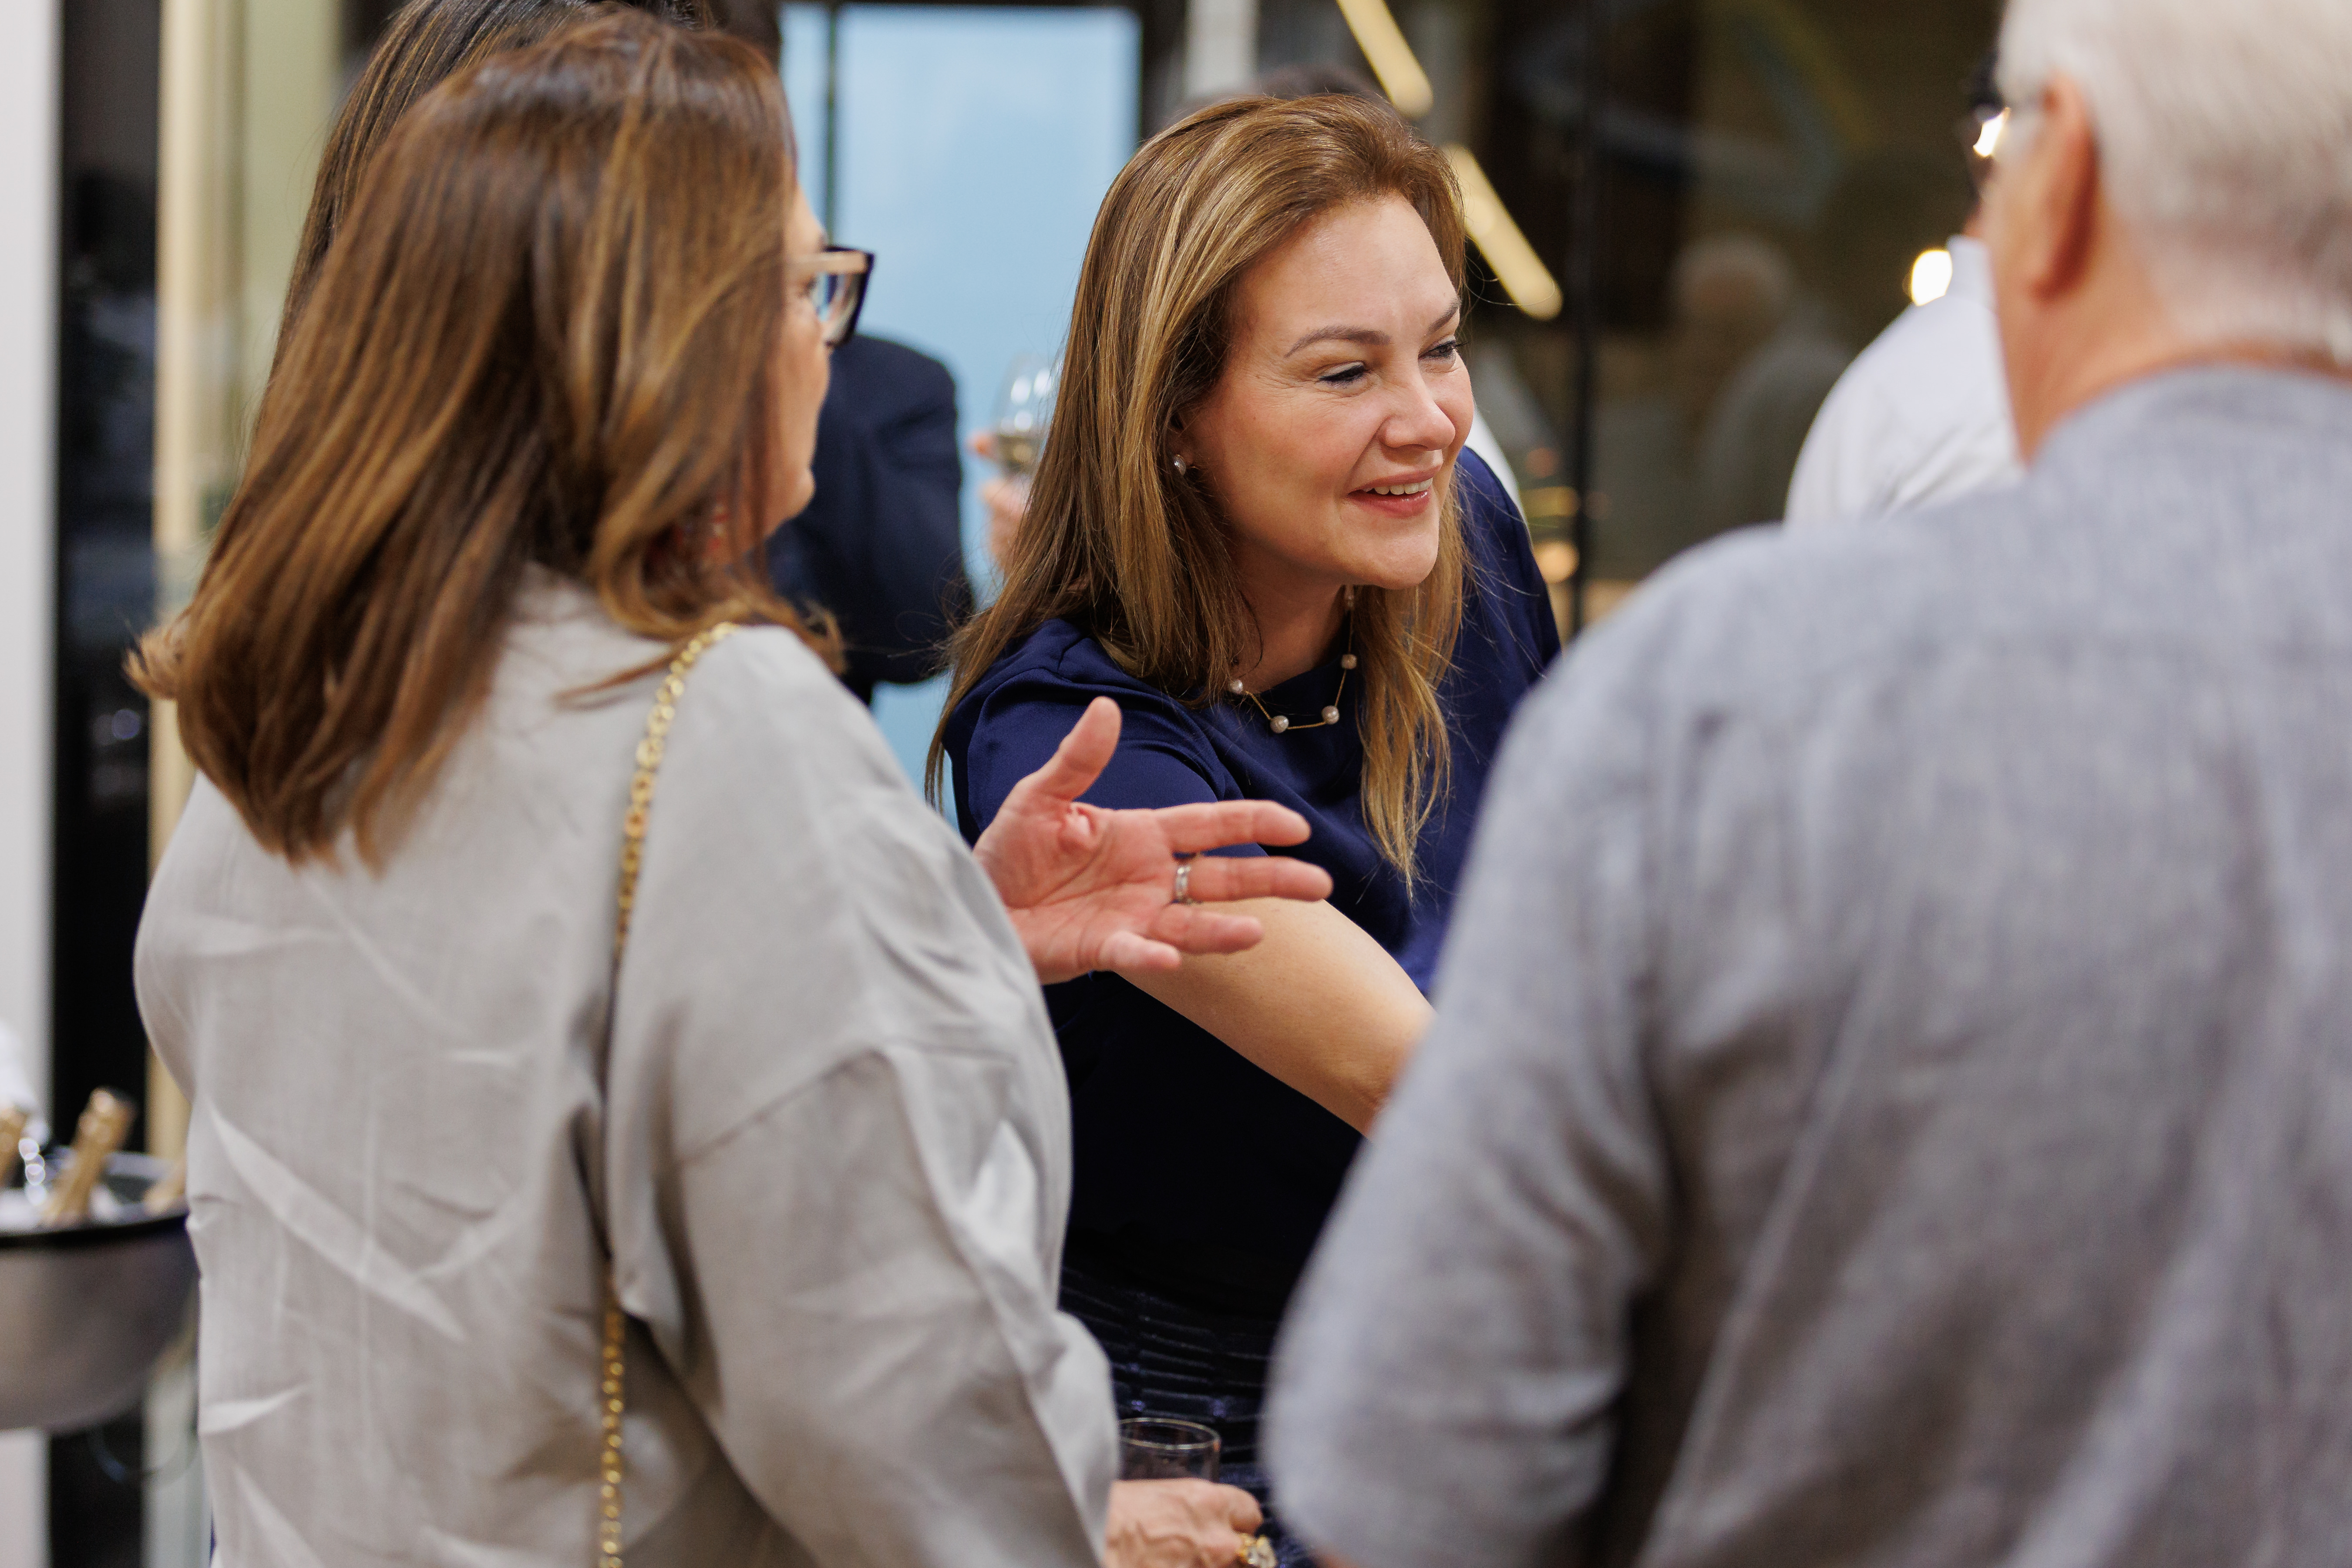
[136,573,1116,1567]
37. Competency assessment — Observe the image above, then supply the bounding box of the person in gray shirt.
[1264,0,2352,1563]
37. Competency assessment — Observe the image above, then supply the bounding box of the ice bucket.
[0,1152,197,1432]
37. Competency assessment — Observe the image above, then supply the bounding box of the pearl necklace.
[1227,645,1356,735]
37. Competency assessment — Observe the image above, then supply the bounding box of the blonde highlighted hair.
[136,10,821,864]
[930,94,1470,883]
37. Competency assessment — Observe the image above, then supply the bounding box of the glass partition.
[1492,0,1998,624]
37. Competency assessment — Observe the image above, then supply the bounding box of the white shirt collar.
[1946,235,1994,305]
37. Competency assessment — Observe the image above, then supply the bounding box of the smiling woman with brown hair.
[935,94,1559,1558]
[130,12,1323,1564]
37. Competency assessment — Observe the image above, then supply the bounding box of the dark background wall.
[51,4,162,1558]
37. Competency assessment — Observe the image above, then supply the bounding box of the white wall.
[0,0,59,1100]
[0,0,59,1563]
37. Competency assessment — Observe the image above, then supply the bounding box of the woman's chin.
[1346,538,1443,593]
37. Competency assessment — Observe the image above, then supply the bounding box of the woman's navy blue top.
[945,451,1559,1312]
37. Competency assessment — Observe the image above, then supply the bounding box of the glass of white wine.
[1117,1417,1220,1481]
[1117,1419,1277,1567]
[991,353,1059,478]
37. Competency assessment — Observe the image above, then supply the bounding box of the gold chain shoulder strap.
[600,622,740,1568]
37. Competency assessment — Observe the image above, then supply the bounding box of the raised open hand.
[973,697,1335,985]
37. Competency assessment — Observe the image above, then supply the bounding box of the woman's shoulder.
[491,599,921,854]
[659,620,1013,929]
[691,620,904,775]
[968,618,1162,699]
[510,585,875,748]
[1453,448,1563,673]
[503,570,858,724]
[946,617,1234,835]
[950,619,1200,741]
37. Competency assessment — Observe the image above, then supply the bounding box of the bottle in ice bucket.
[41,1087,135,1226]
[0,1102,24,1185]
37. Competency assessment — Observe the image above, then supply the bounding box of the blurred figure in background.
[1670,234,1797,439]
[1269,0,2352,1561]
[1686,231,1851,535]
[1576,232,1800,577]
[1696,153,1970,535]
[1786,52,2023,528]
[769,334,972,702]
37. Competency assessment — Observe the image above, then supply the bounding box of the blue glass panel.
[779,4,831,221]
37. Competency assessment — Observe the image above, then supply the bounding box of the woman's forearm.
[1128,897,1431,1134]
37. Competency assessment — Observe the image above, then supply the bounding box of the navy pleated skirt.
[1061,1248,1320,1568]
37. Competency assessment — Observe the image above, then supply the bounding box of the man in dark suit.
[767,335,972,703]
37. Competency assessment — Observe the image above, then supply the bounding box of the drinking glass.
[1118,1417,1220,1481]
[991,353,1058,478]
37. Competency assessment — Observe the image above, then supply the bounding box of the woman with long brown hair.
[936,95,1561,1561]
[133,13,1318,1563]
[286,1,971,716]
[934,95,1559,1556]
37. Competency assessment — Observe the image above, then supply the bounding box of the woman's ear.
[1169,429,1201,473]
[703,498,741,565]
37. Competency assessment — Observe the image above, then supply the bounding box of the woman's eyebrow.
[1285,325,1388,356]
[1282,306,1462,359]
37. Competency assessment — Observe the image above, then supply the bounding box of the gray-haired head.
[1997,0,2352,364]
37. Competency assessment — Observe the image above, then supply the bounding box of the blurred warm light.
[1909,247,1955,306]
[1522,485,1578,519]
[1533,539,1579,584]
[1444,145,1564,321]
[1333,0,1434,118]
[1974,107,2010,160]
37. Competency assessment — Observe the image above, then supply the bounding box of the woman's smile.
[1350,472,1439,518]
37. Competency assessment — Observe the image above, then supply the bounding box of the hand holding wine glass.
[1105,1479,1264,1568]
[992,352,1057,478]
[969,431,1032,569]
[973,353,1057,566]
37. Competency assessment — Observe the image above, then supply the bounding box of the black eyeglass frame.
[789,246,874,348]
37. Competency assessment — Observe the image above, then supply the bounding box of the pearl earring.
[1172,455,1190,477]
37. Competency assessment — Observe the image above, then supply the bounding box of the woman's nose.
[1382,380,1458,462]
